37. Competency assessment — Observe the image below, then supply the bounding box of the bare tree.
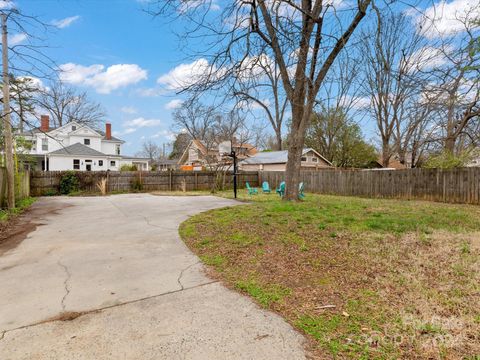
[173,100,249,192]
[37,81,106,128]
[361,12,432,167]
[137,140,161,161]
[172,98,216,140]
[233,55,288,150]
[150,0,375,200]
[1,5,55,209]
[424,11,480,155]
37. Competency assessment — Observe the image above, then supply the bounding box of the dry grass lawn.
[179,192,480,359]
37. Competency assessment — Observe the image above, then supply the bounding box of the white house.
[18,115,149,171]
[240,148,332,171]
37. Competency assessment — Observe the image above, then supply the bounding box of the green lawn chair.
[262,181,271,193]
[298,182,305,199]
[246,182,258,195]
[276,181,285,197]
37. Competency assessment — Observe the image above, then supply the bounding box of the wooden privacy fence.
[0,168,30,207]
[259,168,480,205]
[30,170,259,196]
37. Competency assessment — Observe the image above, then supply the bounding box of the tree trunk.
[444,137,455,154]
[381,142,390,167]
[275,129,282,151]
[2,14,15,209]
[284,102,309,200]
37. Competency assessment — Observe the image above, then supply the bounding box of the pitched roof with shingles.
[48,143,107,157]
[18,126,124,143]
[242,148,332,165]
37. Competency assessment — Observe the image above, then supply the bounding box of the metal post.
[232,150,237,199]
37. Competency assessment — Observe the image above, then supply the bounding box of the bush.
[59,171,80,194]
[131,175,143,191]
[120,164,138,171]
[423,151,472,169]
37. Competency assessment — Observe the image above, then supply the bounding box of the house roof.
[48,143,108,157]
[17,125,124,143]
[242,148,332,165]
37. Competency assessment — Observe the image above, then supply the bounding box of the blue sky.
[12,0,191,155]
[6,0,478,155]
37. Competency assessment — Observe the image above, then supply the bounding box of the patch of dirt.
[0,200,72,256]
[42,311,86,323]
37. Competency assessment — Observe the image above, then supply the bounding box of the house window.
[115,144,120,155]
[73,159,80,170]
[98,160,103,166]
[72,125,76,131]
[42,138,48,151]
[312,157,318,162]
[84,139,91,145]
[301,157,307,162]
[110,160,116,167]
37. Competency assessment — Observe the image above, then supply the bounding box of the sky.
[3,0,479,156]
[6,0,193,155]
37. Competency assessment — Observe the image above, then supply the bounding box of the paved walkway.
[0,194,306,359]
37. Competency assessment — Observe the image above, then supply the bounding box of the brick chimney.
[105,123,112,140]
[40,115,49,132]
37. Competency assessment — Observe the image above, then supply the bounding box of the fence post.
[169,170,172,191]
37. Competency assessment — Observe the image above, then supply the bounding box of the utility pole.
[2,12,15,209]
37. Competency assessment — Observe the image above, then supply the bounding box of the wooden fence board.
[260,168,480,205]
[30,170,259,196]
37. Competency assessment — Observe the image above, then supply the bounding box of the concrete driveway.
[0,194,306,360]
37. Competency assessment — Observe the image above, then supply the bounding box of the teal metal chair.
[298,182,305,199]
[276,181,285,197]
[262,181,271,193]
[246,182,258,195]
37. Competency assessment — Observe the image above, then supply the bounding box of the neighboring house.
[240,148,332,171]
[368,155,409,170]
[178,139,257,170]
[17,115,149,171]
[466,150,480,167]
[152,159,179,171]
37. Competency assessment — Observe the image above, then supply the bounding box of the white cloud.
[52,15,80,29]
[121,106,137,114]
[135,87,166,97]
[409,45,453,70]
[415,0,480,39]
[152,130,176,141]
[157,58,213,91]
[0,1,15,9]
[165,99,184,110]
[59,63,148,94]
[123,117,161,128]
[113,127,136,137]
[9,33,27,46]
[178,0,220,13]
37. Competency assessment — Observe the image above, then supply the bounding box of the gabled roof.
[242,148,332,166]
[48,143,107,157]
[17,122,124,142]
[68,125,102,138]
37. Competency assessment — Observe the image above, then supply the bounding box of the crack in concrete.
[109,200,178,231]
[57,260,71,311]
[177,261,200,291]
[0,280,219,337]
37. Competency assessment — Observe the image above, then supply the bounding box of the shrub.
[423,151,472,169]
[120,164,138,171]
[59,171,80,194]
[96,178,108,195]
[131,175,143,191]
